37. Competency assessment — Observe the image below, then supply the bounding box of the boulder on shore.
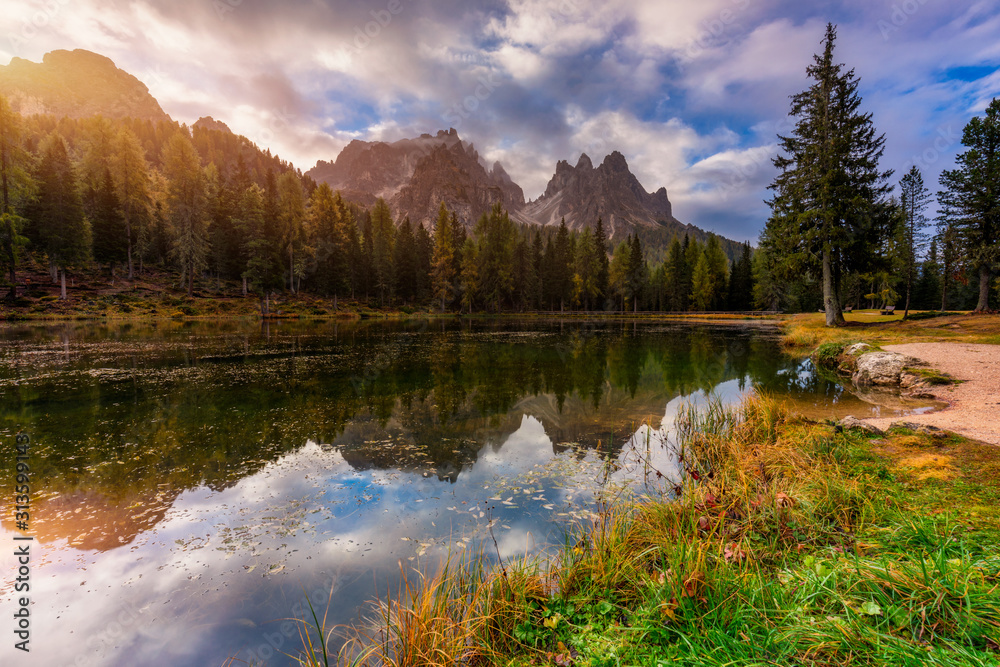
[838,416,884,435]
[852,351,917,387]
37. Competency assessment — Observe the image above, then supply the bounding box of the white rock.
[852,351,914,386]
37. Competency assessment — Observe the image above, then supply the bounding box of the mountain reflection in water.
[0,319,938,666]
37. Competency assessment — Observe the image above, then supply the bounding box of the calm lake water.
[0,318,938,666]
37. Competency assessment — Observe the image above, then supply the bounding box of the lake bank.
[298,394,1000,666]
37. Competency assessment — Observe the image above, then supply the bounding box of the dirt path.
[865,343,1000,445]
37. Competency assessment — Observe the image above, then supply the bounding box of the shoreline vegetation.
[262,394,1000,667]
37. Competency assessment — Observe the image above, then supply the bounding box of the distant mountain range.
[0,48,735,248]
[306,129,683,238]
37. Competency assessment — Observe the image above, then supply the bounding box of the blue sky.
[2,0,999,241]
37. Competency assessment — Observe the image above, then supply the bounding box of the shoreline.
[863,342,1000,446]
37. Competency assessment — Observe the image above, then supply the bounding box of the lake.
[0,318,939,666]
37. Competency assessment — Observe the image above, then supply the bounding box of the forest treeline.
[0,92,754,313]
[2,26,998,320]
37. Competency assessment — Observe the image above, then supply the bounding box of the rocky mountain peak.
[601,150,630,173]
[0,49,169,121]
[513,149,676,237]
[193,116,233,134]
[306,129,524,228]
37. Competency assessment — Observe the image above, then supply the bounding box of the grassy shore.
[780,311,1000,350]
[280,395,1000,667]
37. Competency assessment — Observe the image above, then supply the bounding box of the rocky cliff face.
[193,116,233,134]
[306,132,678,235]
[0,49,169,121]
[307,129,525,227]
[512,151,677,236]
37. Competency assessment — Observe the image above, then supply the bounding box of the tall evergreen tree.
[370,198,395,305]
[459,236,479,313]
[762,23,892,326]
[727,242,755,310]
[277,171,306,293]
[0,93,31,298]
[89,168,127,274]
[475,203,516,312]
[431,202,455,312]
[414,222,433,303]
[28,134,90,299]
[162,133,208,297]
[554,218,573,311]
[593,217,610,309]
[627,234,646,312]
[665,236,687,311]
[898,166,931,318]
[938,98,1000,312]
[394,217,417,303]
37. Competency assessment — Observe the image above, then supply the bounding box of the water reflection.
[0,319,936,666]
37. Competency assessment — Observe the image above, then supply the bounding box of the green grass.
[263,395,1000,667]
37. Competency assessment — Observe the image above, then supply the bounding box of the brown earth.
[865,342,1000,445]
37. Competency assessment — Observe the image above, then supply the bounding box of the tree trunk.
[289,245,295,294]
[50,260,58,283]
[903,264,913,319]
[126,213,134,281]
[242,276,248,297]
[60,268,66,300]
[821,247,844,326]
[187,267,194,297]
[975,265,991,312]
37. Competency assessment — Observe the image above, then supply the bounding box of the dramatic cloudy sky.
[2,0,999,240]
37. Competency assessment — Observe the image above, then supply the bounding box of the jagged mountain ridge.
[0,49,168,121]
[0,48,738,252]
[511,151,678,237]
[307,130,686,238]
[307,129,525,226]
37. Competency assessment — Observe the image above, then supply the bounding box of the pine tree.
[162,133,208,297]
[394,217,417,303]
[609,240,631,312]
[431,202,455,312]
[627,234,645,312]
[574,227,599,310]
[692,253,713,311]
[727,242,754,310]
[475,203,517,312]
[554,218,572,311]
[0,93,31,298]
[762,23,892,326]
[683,236,700,310]
[459,237,479,313]
[370,198,395,305]
[938,98,1000,312]
[530,232,543,310]
[414,222,433,303]
[593,217,610,309]
[236,184,278,313]
[28,134,90,299]
[897,166,930,318]
[277,171,306,293]
[307,183,347,298]
[89,168,127,274]
[703,233,729,310]
[665,236,686,311]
